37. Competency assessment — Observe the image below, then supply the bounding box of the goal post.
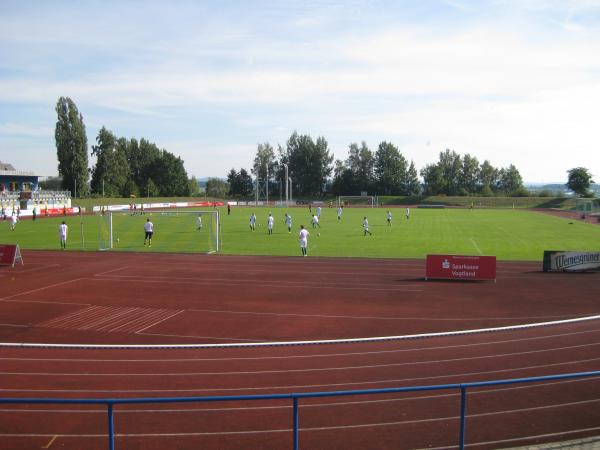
[337,195,377,208]
[98,210,220,253]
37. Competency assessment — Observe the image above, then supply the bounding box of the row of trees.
[55,97,193,197]
[227,134,527,198]
[420,150,525,196]
[56,97,592,200]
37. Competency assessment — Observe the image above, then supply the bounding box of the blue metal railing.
[2,371,599,450]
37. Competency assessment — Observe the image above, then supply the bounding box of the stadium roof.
[0,160,38,176]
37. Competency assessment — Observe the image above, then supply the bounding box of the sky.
[0,0,599,183]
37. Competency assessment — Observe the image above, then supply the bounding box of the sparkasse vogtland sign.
[426,254,496,281]
[543,251,600,272]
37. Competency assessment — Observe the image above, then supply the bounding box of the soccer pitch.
[0,207,599,260]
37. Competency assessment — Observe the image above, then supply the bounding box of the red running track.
[0,250,599,449]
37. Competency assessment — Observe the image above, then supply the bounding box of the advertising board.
[543,251,600,272]
[426,254,496,281]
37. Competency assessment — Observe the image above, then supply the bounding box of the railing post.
[293,397,299,450]
[108,402,115,450]
[459,386,467,450]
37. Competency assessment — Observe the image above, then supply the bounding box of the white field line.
[3,328,599,363]
[2,314,599,350]
[470,238,483,255]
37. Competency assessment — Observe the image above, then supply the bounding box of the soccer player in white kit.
[267,213,274,235]
[249,213,256,231]
[363,216,372,236]
[337,206,342,222]
[406,207,410,220]
[144,218,154,246]
[285,213,292,233]
[387,210,392,226]
[311,214,320,228]
[299,225,310,256]
[316,206,321,219]
[58,221,68,249]
[196,215,203,230]
[9,213,17,231]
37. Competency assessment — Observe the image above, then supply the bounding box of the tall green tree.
[374,141,407,195]
[206,178,229,198]
[478,160,499,193]
[567,167,594,197]
[437,149,462,195]
[420,163,445,195]
[404,161,421,196]
[149,151,190,196]
[347,142,375,193]
[279,132,333,197]
[252,143,278,197]
[90,128,130,197]
[459,154,480,195]
[55,97,89,197]
[497,164,524,195]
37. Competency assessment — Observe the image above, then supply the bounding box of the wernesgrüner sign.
[543,251,600,272]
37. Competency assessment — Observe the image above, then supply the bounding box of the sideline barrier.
[0,244,23,267]
[426,254,496,281]
[543,250,600,272]
[1,371,599,450]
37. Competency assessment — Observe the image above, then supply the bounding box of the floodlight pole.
[283,164,289,206]
[288,177,292,206]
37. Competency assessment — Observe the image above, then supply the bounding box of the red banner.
[0,244,23,267]
[426,254,496,281]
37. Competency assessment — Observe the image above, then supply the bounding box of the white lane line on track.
[0,278,84,302]
[0,323,27,328]
[135,310,185,333]
[2,411,600,441]
[3,314,598,349]
[135,332,264,342]
[94,266,129,277]
[8,264,61,275]
[0,378,595,414]
[185,308,589,322]
[3,341,599,376]
[87,276,425,292]
[3,328,600,363]
[2,357,599,393]
[0,298,90,306]
[421,427,600,450]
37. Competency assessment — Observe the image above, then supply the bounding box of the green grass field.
[1,207,599,260]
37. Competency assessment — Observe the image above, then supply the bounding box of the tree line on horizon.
[223,134,530,199]
[54,97,595,199]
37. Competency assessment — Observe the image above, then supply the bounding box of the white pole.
[283,163,289,206]
[266,169,269,205]
[288,177,292,206]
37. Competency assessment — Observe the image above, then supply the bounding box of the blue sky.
[1,0,599,183]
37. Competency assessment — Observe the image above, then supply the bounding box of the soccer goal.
[98,210,220,253]
[337,195,377,208]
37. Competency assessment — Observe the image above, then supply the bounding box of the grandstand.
[0,160,71,215]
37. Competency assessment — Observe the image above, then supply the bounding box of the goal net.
[337,196,377,208]
[98,210,220,253]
